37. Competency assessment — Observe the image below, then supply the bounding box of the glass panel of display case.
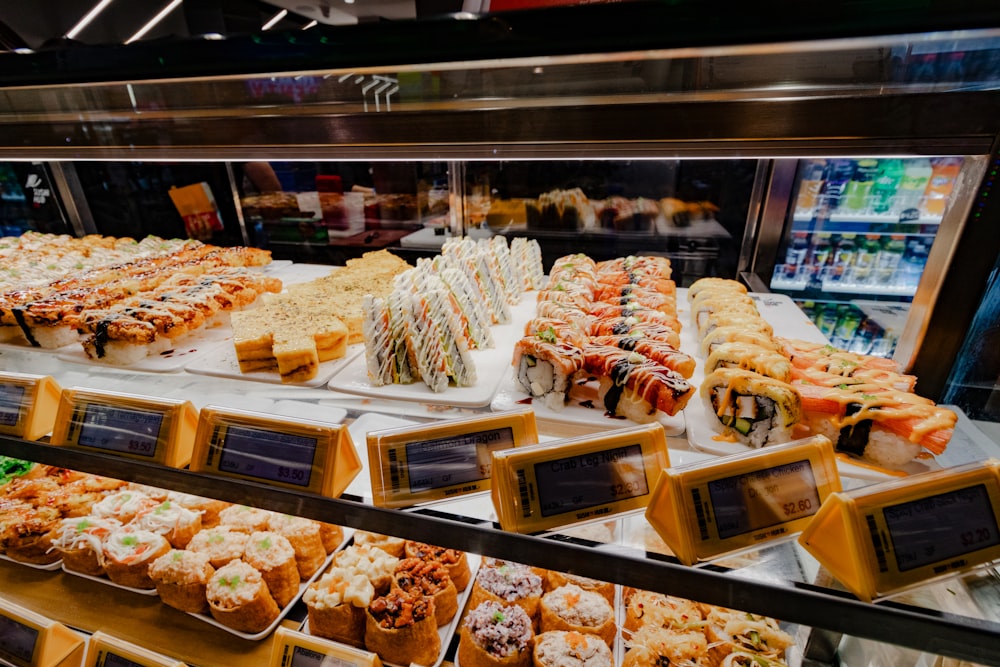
[460,159,757,285]
[0,162,69,236]
[768,155,967,359]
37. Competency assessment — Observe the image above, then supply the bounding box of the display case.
[1,3,1000,665]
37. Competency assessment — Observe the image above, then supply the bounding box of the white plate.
[491,376,686,436]
[61,565,160,596]
[191,528,353,641]
[55,325,233,373]
[185,338,365,388]
[327,296,537,407]
[0,553,62,571]
[302,553,481,667]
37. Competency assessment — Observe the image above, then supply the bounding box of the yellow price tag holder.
[367,408,538,508]
[191,406,360,498]
[270,627,383,667]
[799,459,1000,601]
[50,388,198,468]
[491,423,670,533]
[84,632,186,667]
[0,598,84,667]
[0,372,61,441]
[645,435,841,565]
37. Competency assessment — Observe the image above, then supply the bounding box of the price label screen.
[0,382,25,428]
[290,645,356,667]
[77,404,163,458]
[102,652,145,667]
[405,427,514,492]
[219,426,316,487]
[707,459,821,540]
[0,615,37,663]
[884,483,1000,572]
[534,443,648,518]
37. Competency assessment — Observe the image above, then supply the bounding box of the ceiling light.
[65,0,115,40]
[345,0,355,5]
[262,9,288,31]
[302,20,318,30]
[125,0,183,44]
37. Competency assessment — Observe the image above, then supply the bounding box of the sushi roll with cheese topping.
[701,368,801,448]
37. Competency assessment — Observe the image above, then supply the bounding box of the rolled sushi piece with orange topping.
[207,560,281,634]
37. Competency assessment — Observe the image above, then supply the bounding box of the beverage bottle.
[850,234,880,284]
[783,231,810,280]
[820,159,856,211]
[922,157,962,216]
[816,303,840,338]
[798,300,817,321]
[829,233,856,282]
[832,305,862,349]
[795,160,827,214]
[899,241,929,289]
[808,232,833,284]
[844,158,878,211]
[895,158,932,215]
[849,319,879,354]
[870,159,904,213]
[875,234,906,285]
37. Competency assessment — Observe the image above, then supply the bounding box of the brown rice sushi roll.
[303,566,374,648]
[470,560,544,626]
[352,530,405,558]
[218,504,275,533]
[332,543,399,595]
[393,557,458,627]
[266,514,327,579]
[365,588,440,667]
[90,490,157,525]
[545,572,614,606]
[166,491,231,528]
[532,630,612,667]
[318,522,345,553]
[131,499,203,549]
[148,549,215,613]
[102,528,171,589]
[207,560,281,634]
[187,525,250,569]
[459,600,535,667]
[404,540,471,591]
[243,531,300,607]
[50,516,121,576]
[539,584,616,646]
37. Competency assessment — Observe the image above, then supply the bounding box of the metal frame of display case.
[2,432,1000,664]
[2,5,1000,663]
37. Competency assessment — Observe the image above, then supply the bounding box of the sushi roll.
[50,516,121,576]
[404,541,471,592]
[700,325,782,357]
[701,368,801,448]
[583,345,695,420]
[166,491,230,529]
[523,317,589,350]
[587,302,681,332]
[697,310,773,341]
[304,566,374,648]
[469,560,544,624]
[458,600,535,667]
[130,499,203,549]
[486,235,523,305]
[218,504,275,533]
[705,341,793,383]
[511,237,546,290]
[207,560,281,634]
[437,265,495,349]
[589,335,695,379]
[102,528,171,589]
[537,281,595,311]
[687,277,747,302]
[365,588,441,667]
[589,318,681,350]
[536,301,596,332]
[332,542,400,595]
[545,572,615,605]
[148,549,215,614]
[243,531,301,607]
[351,531,406,559]
[90,490,158,525]
[512,336,584,411]
[596,286,677,317]
[187,525,250,569]
[363,295,402,387]
[266,514,328,579]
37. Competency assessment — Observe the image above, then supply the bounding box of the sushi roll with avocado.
[701,368,801,448]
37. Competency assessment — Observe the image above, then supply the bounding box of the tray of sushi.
[681,278,956,481]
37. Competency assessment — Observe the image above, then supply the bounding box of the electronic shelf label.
[191,405,360,498]
[50,388,198,468]
[0,372,62,441]
[645,435,841,565]
[0,598,84,667]
[367,408,538,508]
[270,627,382,667]
[799,459,1000,601]
[491,423,669,533]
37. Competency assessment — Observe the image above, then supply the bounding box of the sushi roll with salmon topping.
[513,336,584,411]
[583,345,695,421]
[589,335,695,379]
[588,318,681,350]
